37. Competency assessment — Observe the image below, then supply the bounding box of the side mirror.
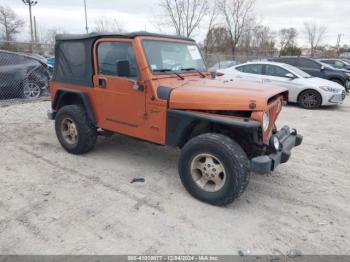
[320,65,325,71]
[285,73,296,79]
[117,60,130,77]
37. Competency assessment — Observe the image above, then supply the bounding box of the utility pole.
[84,0,89,34]
[22,0,38,53]
[34,16,38,43]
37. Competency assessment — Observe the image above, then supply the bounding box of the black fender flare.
[165,109,261,147]
[52,89,96,126]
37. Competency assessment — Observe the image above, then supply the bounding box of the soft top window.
[53,38,95,87]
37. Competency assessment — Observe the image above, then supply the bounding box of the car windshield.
[143,40,206,74]
[282,63,312,78]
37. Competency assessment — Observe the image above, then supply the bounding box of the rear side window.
[97,42,138,79]
[236,64,263,75]
[265,65,290,78]
[299,59,320,69]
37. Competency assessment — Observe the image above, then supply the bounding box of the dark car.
[269,57,350,92]
[0,50,50,99]
[319,58,350,71]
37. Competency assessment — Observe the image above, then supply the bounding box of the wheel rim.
[301,92,318,108]
[23,82,41,99]
[61,118,78,145]
[190,154,226,193]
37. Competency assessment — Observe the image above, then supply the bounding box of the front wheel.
[298,90,322,109]
[178,133,250,206]
[55,105,97,155]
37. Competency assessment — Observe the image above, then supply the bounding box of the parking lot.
[0,99,349,255]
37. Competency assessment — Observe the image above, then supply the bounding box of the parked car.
[269,57,350,92]
[46,56,55,68]
[217,62,346,109]
[209,60,237,73]
[47,32,302,206]
[341,58,350,64]
[0,50,50,99]
[319,58,350,71]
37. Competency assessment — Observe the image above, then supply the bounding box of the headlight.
[270,136,281,151]
[319,86,341,93]
[263,112,270,132]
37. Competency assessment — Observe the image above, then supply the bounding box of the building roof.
[55,31,195,42]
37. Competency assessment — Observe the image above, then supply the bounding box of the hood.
[298,77,345,91]
[166,79,288,111]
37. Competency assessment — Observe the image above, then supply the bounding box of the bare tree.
[279,28,297,50]
[203,0,219,57]
[41,27,67,46]
[219,0,255,57]
[158,0,208,38]
[93,16,124,33]
[303,22,327,57]
[0,5,24,41]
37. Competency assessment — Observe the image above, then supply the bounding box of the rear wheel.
[22,81,41,99]
[55,105,97,154]
[178,133,250,206]
[298,90,322,109]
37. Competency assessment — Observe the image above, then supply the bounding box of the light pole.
[22,0,38,53]
[83,0,89,34]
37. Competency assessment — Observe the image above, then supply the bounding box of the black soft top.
[55,31,195,42]
[52,31,194,87]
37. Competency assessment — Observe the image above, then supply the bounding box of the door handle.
[99,78,106,88]
[264,79,272,82]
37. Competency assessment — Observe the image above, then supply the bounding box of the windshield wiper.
[153,69,184,80]
[181,67,206,78]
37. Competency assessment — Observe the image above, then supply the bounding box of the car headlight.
[319,86,341,93]
[270,136,281,151]
[263,112,270,132]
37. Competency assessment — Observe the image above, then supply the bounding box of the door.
[93,40,146,134]
[234,64,264,83]
[298,58,323,77]
[262,64,302,101]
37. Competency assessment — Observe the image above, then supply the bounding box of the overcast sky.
[1,0,349,47]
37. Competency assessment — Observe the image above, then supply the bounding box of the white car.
[217,62,346,109]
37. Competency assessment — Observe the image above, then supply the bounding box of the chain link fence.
[204,49,279,70]
[0,42,53,107]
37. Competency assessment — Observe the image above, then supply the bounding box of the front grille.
[263,97,283,143]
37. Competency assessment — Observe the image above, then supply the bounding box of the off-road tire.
[298,90,322,109]
[178,133,250,206]
[55,105,97,155]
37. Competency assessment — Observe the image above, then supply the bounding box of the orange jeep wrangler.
[48,32,303,206]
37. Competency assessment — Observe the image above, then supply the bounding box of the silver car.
[217,61,346,109]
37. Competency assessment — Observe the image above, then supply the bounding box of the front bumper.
[251,126,303,174]
[328,91,346,104]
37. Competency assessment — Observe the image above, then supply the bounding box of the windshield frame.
[141,39,207,76]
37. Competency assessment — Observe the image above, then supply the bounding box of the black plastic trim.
[157,86,173,101]
[52,89,97,126]
[165,109,260,147]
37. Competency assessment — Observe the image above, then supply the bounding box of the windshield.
[282,63,312,78]
[143,40,206,74]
